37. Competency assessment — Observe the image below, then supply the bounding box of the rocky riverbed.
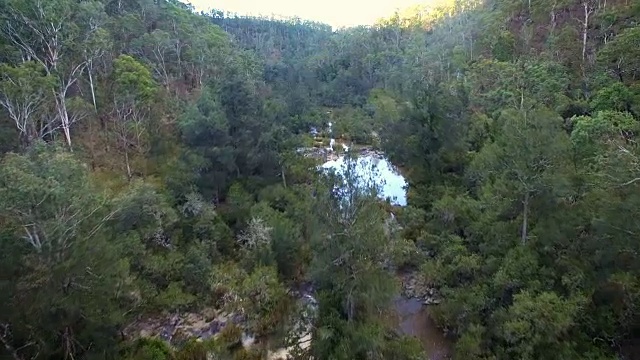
[393,296,452,360]
[396,271,451,360]
[400,271,442,306]
[123,308,255,346]
[123,273,447,359]
[297,144,386,162]
[123,288,317,359]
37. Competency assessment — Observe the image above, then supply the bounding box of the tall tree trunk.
[53,62,86,150]
[0,324,24,360]
[87,64,98,166]
[582,4,588,63]
[550,2,557,33]
[581,2,593,77]
[54,91,73,150]
[88,62,97,112]
[281,165,287,188]
[522,191,530,245]
[124,150,132,180]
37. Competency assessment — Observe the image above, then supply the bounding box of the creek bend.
[321,150,451,359]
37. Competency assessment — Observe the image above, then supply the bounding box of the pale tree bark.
[83,36,108,112]
[54,92,72,148]
[2,1,87,149]
[153,49,170,88]
[87,60,97,112]
[0,61,60,146]
[186,46,210,88]
[141,33,172,89]
[171,20,186,79]
[522,191,530,245]
[15,194,115,260]
[281,165,287,188]
[598,0,607,10]
[113,102,148,179]
[0,90,42,146]
[2,4,62,73]
[550,1,557,34]
[86,59,98,166]
[54,62,87,149]
[195,55,206,87]
[576,1,594,76]
[0,323,30,360]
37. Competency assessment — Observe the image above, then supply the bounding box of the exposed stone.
[124,290,319,354]
[423,297,442,306]
[123,308,234,345]
[268,348,291,360]
[400,271,442,307]
[241,332,256,348]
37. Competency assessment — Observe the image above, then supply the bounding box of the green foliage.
[239,266,290,336]
[590,82,636,113]
[0,144,136,358]
[175,340,209,360]
[309,156,400,358]
[182,242,214,294]
[468,59,570,116]
[453,323,485,360]
[250,198,307,280]
[218,323,243,348]
[111,180,178,244]
[125,338,175,360]
[1,0,640,359]
[154,282,196,311]
[211,262,288,336]
[113,55,157,103]
[232,348,263,360]
[374,2,640,359]
[571,110,639,168]
[598,26,640,84]
[382,335,426,359]
[0,62,55,146]
[498,291,586,359]
[225,182,254,227]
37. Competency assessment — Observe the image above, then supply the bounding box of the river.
[322,149,451,358]
[393,297,452,359]
[321,152,407,206]
[125,148,451,358]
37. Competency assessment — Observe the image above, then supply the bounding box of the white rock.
[268,348,290,360]
[241,332,255,348]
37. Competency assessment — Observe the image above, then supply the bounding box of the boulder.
[423,297,442,306]
[241,332,256,348]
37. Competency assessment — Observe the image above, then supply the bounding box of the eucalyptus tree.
[0,62,54,146]
[0,0,106,148]
[0,145,135,359]
[111,55,158,179]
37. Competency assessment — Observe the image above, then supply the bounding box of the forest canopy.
[1,0,640,359]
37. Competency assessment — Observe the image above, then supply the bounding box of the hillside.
[1,0,640,359]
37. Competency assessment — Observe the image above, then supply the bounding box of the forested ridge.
[1,0,640,359]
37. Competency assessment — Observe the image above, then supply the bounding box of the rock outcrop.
[400,272,442,306]
[124,289,318,359]
[124,308,249,345]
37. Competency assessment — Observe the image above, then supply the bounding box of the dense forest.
[1,0,640,359]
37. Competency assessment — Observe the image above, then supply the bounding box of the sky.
[186,0,427,28]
